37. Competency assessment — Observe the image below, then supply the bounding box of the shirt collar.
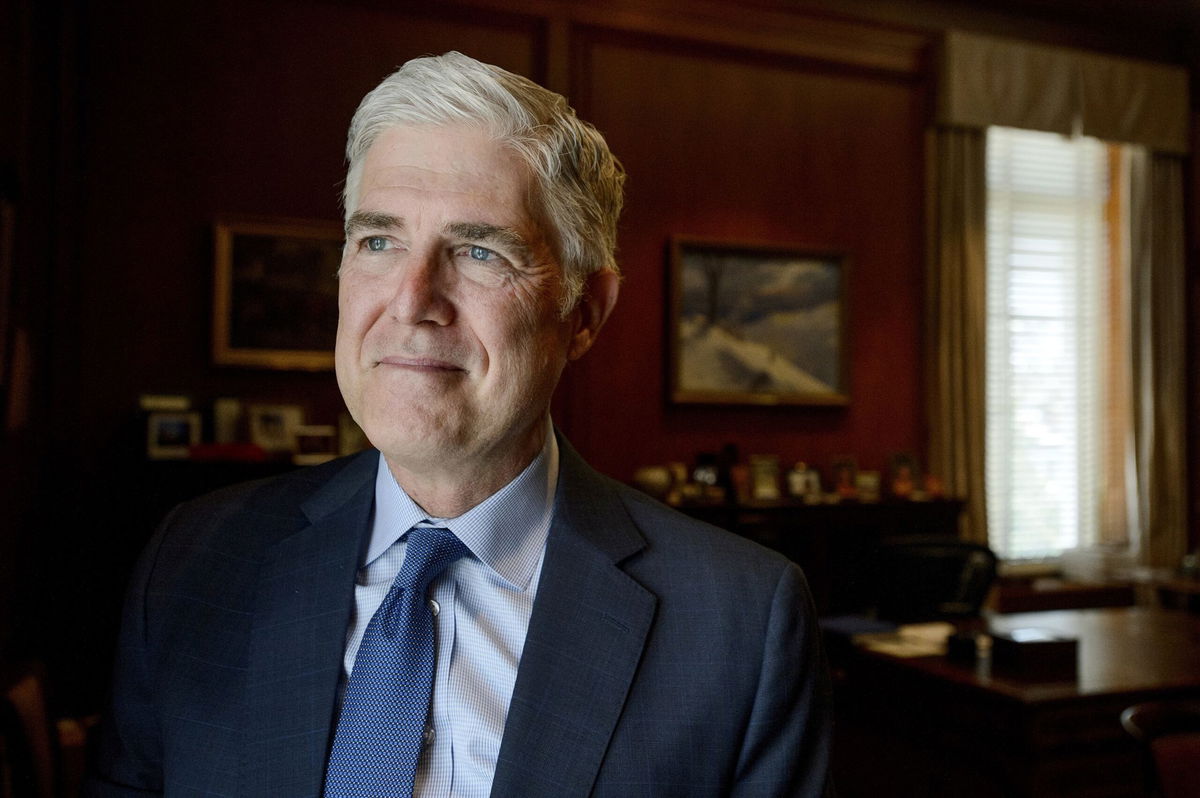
[367,420,558,591]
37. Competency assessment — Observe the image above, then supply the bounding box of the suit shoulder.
[154,450,375,557]
[174,451,372,518]
[597,478,819,635]
[607,477,793,571]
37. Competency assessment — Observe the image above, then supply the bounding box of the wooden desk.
[992,578,1136,613]
[1155,577,1200,612]
[834,608,1200,798]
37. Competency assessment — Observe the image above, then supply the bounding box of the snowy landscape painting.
[669,238,847,405]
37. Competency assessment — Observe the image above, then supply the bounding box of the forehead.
[357,123,534,211]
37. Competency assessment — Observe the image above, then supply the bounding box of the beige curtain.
[930,31,1189,554]
[925,127,988,544]
[1129,151,1189,568]
[940,31,1189,155]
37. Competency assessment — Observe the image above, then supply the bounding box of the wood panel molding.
[455,0,931,77]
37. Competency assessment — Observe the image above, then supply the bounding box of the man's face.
[335,123,590,476]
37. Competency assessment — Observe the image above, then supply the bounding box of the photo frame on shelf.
[146,411,202,459]
[748,454,782,501]
[888,452,921,499]
[293,424,337,466]
[668,237,848,406]
[247,403,305,454]
[830,456,858,499]
[213,216,342,370]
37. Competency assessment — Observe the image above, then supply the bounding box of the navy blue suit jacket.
[88,436,834,796]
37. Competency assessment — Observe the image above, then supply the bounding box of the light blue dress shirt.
[340,426,558,798]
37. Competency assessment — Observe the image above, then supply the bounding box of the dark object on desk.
[871,535,997,623]
[1121,700,1200,798]
[990,627,1079,681]
[946,629,986,664]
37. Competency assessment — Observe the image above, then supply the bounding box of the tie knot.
[395,527,468,592]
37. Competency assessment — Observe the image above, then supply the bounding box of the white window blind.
[985,127,1110,561]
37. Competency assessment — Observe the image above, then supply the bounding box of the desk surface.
[882,607,1200,703]
[839,607,1200,797]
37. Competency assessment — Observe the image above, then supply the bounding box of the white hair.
[343,52,625,312]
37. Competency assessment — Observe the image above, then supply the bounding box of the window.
[984,127,1130,561]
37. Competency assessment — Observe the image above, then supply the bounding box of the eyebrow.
[344,210,402,238]
[346,211,532,257]
[444,222,531,256]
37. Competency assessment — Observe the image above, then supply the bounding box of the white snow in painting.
[678,253,841,395]
[680,318,833,393]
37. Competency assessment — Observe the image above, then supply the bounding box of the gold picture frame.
[213,216,342,370]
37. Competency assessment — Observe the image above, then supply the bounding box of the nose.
[387,248,454,326]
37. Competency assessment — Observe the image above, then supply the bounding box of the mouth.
[374,356,466,374]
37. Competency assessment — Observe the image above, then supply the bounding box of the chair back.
[1121,701,1200,798]
[0,662,56,798]
[870,535,997,623]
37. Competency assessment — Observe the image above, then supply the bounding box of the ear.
[566,269,620,361]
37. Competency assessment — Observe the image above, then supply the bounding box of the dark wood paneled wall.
[67,0,544,475]
[56,0,932,487]
[562,29,926,478]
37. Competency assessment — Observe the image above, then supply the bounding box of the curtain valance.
[938,31,1189,154]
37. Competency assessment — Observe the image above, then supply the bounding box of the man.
[88,52,833,797]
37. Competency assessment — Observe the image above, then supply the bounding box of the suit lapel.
[490,438,656,798]
[242,453,376,797]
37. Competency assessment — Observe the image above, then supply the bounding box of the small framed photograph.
[888,453,921,499]
[212,397,243,444]
[748,454,782,501]
[830,457,858,499]
[138,394,190,412]
[668,237,849,406]
[147,411,202,459]
[293,424,337,465]
[213,216,342,370]
[855,470,882,503]
[247,404,305,454]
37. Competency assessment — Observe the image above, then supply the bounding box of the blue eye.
[467,245,495,261]
[365,236,389,252]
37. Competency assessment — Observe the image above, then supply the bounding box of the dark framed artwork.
[213,217,342,370]
[668,237,849,405]
[146,411,202,459]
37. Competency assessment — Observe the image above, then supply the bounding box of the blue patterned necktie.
[324,526,468,798]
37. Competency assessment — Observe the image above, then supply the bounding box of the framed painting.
[668,237,849,405]
[213,216,343,370]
